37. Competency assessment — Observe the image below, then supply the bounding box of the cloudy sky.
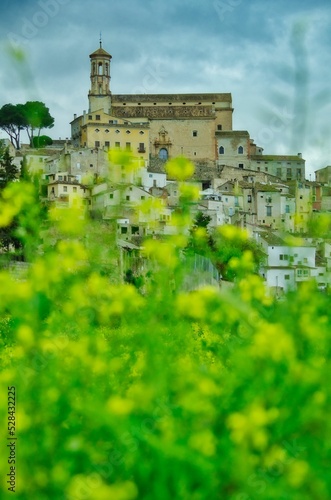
[1,0,330,178]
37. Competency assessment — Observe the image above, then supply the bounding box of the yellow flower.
[189,430,216,456]
[165,156,195,180]
[287,460,309,488]
[106,396,134,416]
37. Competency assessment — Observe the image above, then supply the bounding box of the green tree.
[19,155,30,181]
[0,142,18,189]
[0,142,22,254]
[32,135,53,148]
[194,211,212,229]
[22,101,54,146]
[0,103,26,149]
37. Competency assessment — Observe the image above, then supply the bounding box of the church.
[70,42,305,183]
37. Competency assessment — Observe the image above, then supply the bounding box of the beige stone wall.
[148,118,217,160]
[111,93,233,162]
[71,110,150,164]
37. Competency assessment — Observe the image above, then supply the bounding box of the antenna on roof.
[99,31,102,48]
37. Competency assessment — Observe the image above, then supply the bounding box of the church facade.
[70,43,305,182]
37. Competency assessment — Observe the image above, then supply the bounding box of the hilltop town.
[2,42,331,294]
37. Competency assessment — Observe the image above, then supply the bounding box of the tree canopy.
[0,103,26,149]
[22,101,54,146]
[0,101,54,149]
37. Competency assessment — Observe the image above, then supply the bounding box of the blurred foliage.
[0,154,330,500]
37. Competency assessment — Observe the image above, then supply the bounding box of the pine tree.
[0,145,18,190]
[0,144,21,255]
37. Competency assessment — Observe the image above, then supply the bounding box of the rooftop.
[250,155,305,162]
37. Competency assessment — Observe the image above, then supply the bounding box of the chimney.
[297,153,302,158]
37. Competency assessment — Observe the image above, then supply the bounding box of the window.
[280,254,288,261]
[277,168,282,177]
[159,148,168,160]
[126,130,131,134]
[73,187,77,193]
[217,124,222,130]
[105,141,110,148]
[285,275,290,280]
[138,143,145,152]
[121,227,128,234]
[115,142,120,148]
[139,131,145,135]
[248,195,252,203]
[219,146,225,154]
[96,115,100,120]
[98,62,103,75]
[125,142,131,151]
[95,141,100,148]
[132,226,139,234]
[109,194,113,199]
[90,164,93,168]
[265,167,268,172]
[141,196,145,200]
[126,196,130,201]
[88,115,92,119]
[63,186,67,192]
[58,175,62,180]
[193,130,198,137]
[95,128,100,133]
[239,163,244,169]
[266,206,272,216]
[285,205,290,214]
[238,146,244,154]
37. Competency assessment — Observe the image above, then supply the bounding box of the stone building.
[70,42,305,182]
[70,42,233,168]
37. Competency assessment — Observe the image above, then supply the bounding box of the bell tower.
[88,38,112,114]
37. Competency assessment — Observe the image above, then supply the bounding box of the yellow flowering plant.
[0,155,330,499]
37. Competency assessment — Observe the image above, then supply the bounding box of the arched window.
[105,63,109,75]
[92,63,96,75]
[159,148,168,160]
[219,146,225,155]
[238,146,244,154]
[98,62,103,75]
